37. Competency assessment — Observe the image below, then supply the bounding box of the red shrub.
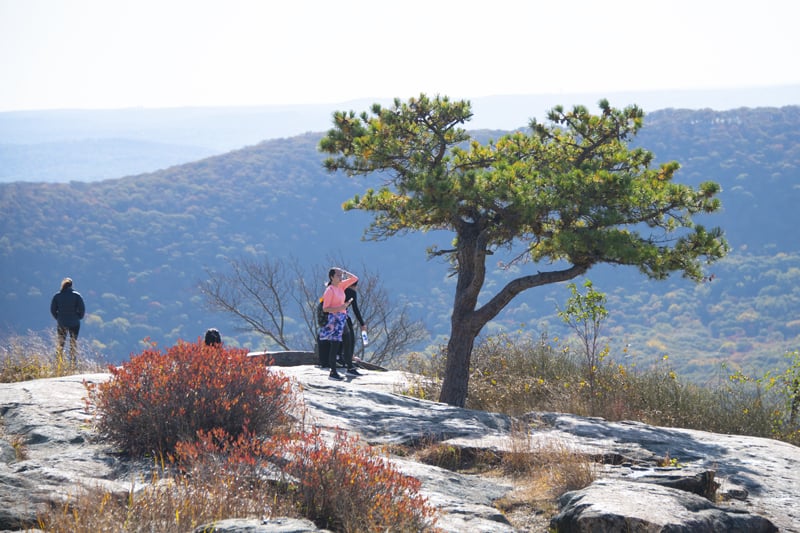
[284,429,438,532]
[175,428,440,533]
[86,341,296,456]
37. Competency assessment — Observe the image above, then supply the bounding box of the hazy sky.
[1,0,799,112]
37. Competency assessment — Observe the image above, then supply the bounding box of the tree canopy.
[320,94,729,407]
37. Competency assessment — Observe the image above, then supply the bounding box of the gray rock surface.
[0,373,141,531]
[552,479,778,532]
[1,365,798,532]
[192,517,325,533]
[530,412,799,531]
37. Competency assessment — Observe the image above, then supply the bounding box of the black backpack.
[316,298,329,327]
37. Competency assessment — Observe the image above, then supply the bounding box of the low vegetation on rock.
[31,340,437,533]
[2,328,799,531]
[402,332,800,446]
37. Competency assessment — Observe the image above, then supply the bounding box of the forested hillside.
[1,106,798,381]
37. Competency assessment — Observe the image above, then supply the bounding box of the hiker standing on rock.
[50,277,86,369]
[319,267,359,380]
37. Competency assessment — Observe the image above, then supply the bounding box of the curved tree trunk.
[438,223,485,407]
[439,323,477,407]
[438,256,588,407]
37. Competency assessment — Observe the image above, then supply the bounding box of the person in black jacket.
[50,277,86,368]
[341,280,367,375]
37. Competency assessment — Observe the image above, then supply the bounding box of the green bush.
[86,340,297,456]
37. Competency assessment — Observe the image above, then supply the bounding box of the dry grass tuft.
[501,422,598,498]
[401,333,800,446]
[0,419,29,462]
[37,464,298,533]
[495,432,598,529]
[414,441,500,473]
[1,329,106,383]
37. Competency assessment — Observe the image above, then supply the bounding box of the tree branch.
[475,264,589,326]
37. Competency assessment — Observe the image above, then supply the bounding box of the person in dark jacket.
[341,280,367,374]
[50,277,86,368]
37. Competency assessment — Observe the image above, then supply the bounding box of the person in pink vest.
[319,267,358,380]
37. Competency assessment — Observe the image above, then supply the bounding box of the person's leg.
[68,324,80,367]
[343,319,361,374]
[337,339,345,367]
[318,339,330,367]
[328,341,342,378]
[343,319,355,368]
[327,314,346,379]
[56,326,67,368]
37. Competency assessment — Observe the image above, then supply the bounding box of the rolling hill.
[1,105,799,383]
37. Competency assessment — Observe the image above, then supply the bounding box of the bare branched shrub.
[402,333,585,415]
[200,255,427,365]
[467,333,584,415]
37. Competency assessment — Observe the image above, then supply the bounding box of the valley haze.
[1,86,798,182]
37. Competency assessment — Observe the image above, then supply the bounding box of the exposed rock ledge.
[1,363,798,532]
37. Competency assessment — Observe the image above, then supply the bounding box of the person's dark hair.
[61,277,73,290]
[204,328,222,346]
[327,268,336,286]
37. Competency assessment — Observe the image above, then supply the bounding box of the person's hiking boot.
[346,367,362,376]
[329,371,344,381]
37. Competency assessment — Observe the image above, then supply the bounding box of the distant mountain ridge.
[1,104,799,383]
[0,138,218,183]
[2,85,798,183]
